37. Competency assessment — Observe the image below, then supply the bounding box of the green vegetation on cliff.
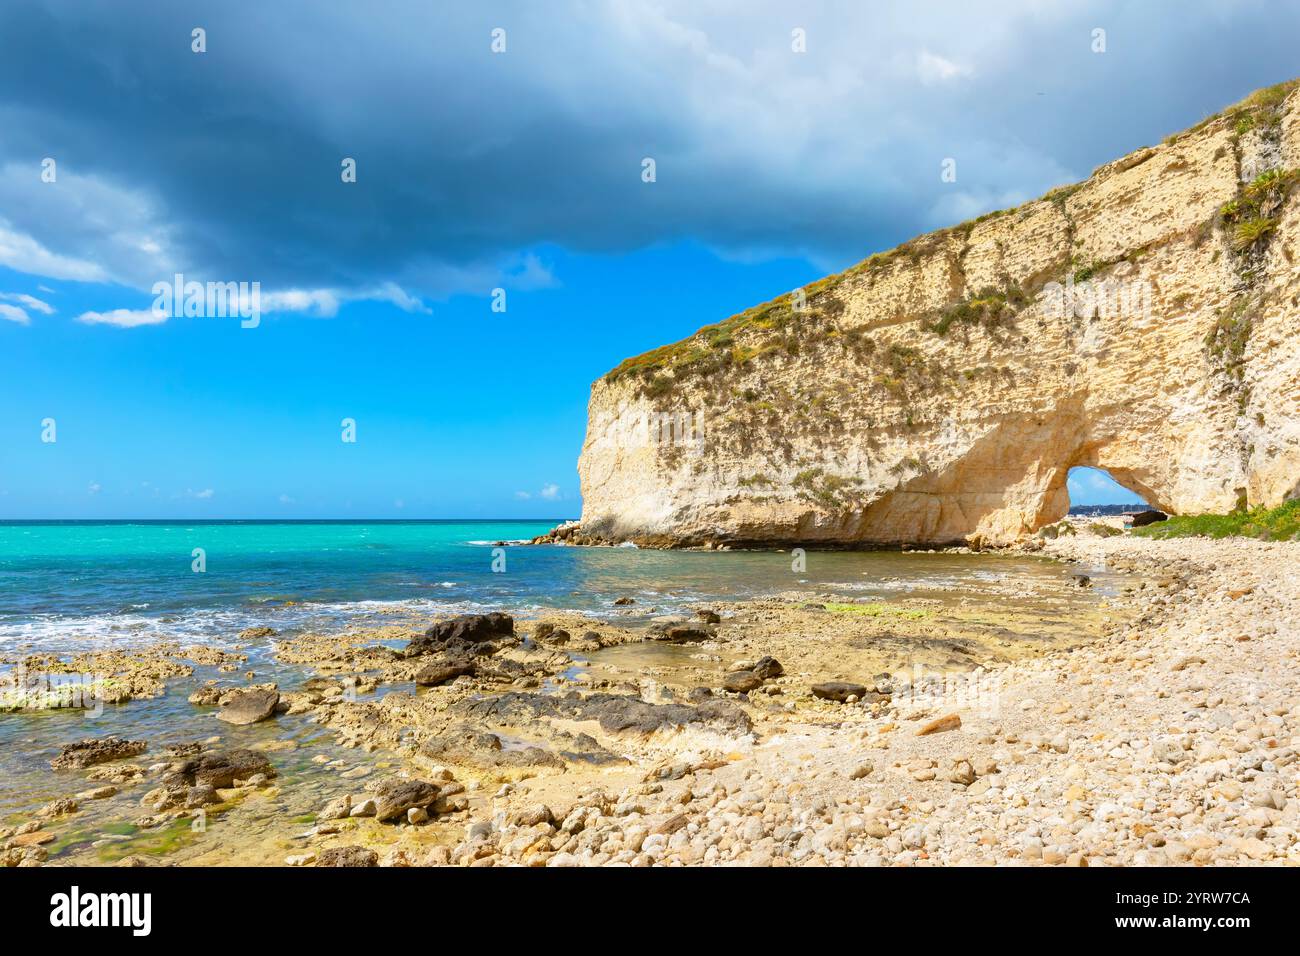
[1133,499,1300,541]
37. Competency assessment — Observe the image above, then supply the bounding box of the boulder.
[413,659,475,687]
[316,846,379,867]
[751,656,784,680]
[407,612,514,655]
[50,737,147,770]
[722,670,762,694]
[169,749,275,789]
[1129,509,1168,527]
[372,779,441,823]
[654,624,715,644]
[216,688,279,725]
[811,682,867,703]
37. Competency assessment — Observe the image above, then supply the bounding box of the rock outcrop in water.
[561,80,1300,548]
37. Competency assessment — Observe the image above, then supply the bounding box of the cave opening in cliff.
[1066,466,1150,515]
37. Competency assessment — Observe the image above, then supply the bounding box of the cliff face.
[572,81,1300,548]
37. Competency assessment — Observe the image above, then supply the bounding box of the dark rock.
[687,686,713,702]
[751,656,784,680]
[533,622,555,641]
[162,742,204,759]
[316,846,378,867]
[414,659,474,687]
[1071,573,1093,588]
[695,609,721,624]
[216,688,279,725]
[407,612,514,655]
[722,670,763,694]
[51,737,147,770]
[811,682,868,703]
[168,749,275,789]
[458,690,752,737]
[654,624,715,644]
[420,728,565,770]
[613,596,636,606]
[372,779,441,822]
[1130,509,1168,528]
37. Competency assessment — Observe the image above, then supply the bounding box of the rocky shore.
[2,533,1295,867]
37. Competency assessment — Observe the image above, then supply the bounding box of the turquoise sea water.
[0,520,1107,652]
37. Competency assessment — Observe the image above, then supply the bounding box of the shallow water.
[0,520,1124,651]
[0,521,1132,865]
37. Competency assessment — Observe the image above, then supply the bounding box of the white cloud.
[279,494,295,504]
[0,292,54,314]
[916,50,973,85]
[0,220,109,282]
[174,487,214,500]
[539,483,560,501]
[0,303,29,324]
[75,307,168,328]
[514,491,532,500]
[87,481,101,495]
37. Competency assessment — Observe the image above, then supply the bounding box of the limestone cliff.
[566,81,1300,548]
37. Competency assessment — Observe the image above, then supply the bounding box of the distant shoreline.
[0,518,578,526]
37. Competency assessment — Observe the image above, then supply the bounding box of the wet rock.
[533,622,556,641]
[723,670,762,694]
[76,785,118,801]
[414,659,475,687]
[459,690,752,737]
[35,798,78,819]
[216,688,279,725]
[319,795,352,820]
[188,687,222,706]
[407,612,514,655]
[421,728,565,770]
[9,831,55,848]
[695,609,721,624]
[1071,574,1092,588]
[751,656,784,680]
[811,682,867,703]
[316,846,379,867]
[613,596,636,606]
[238,626,278,639]
[163,742,205,759]
[372,779,441,823]
[653,624,715,644]
[167,749,275,789]
[51,737,148,770]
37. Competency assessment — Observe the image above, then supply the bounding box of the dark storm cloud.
[0,0,1297,306]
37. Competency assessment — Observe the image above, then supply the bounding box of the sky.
[0,1,1293,518]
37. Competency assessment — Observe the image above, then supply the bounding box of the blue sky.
[1,1,1293,518]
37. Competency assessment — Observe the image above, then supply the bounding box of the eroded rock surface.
[561,81,1300,547]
